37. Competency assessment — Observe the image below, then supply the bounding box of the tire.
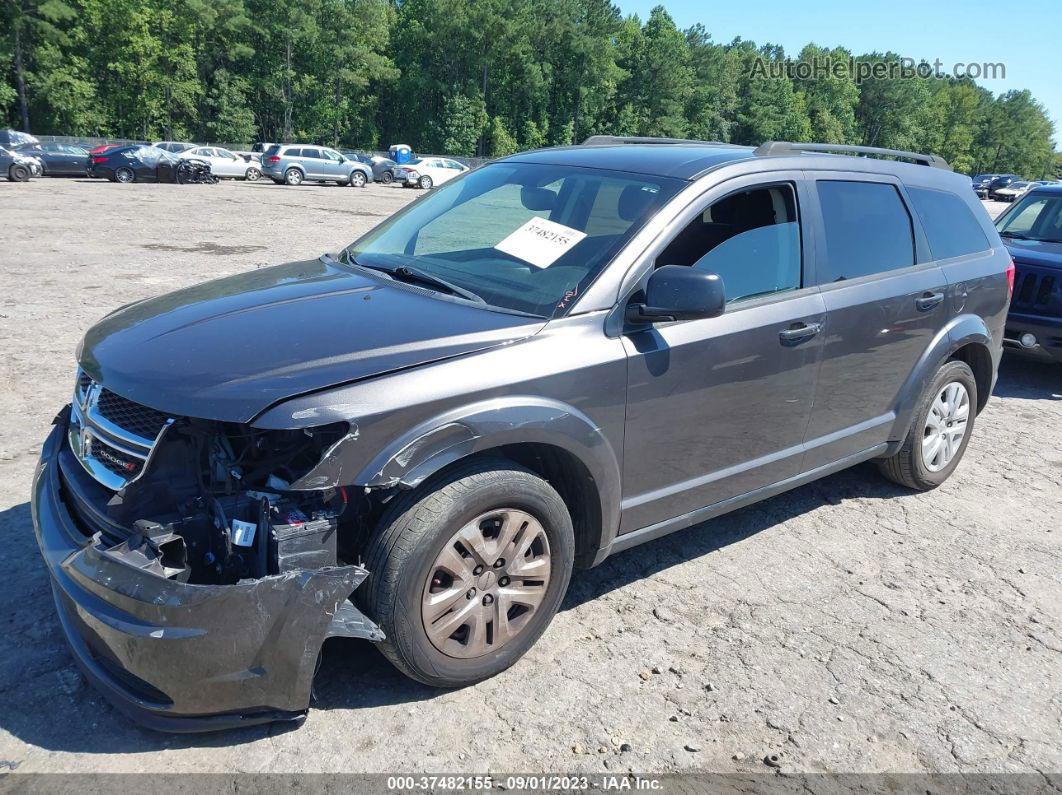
[245,166,261,181]
[380,170,394,185]
[349,170,367,188]
[878,360,978,491]
[7,164,30,182]
[361,458,574,688]
[419,175,433,190]
[115,166,135,184]
[284,168,304,186]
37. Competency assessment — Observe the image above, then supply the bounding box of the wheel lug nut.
[473,565,484,575]
[482,594,494,605]
[493,558,505,568]
[466,588,476,599]
[499,576,510,587]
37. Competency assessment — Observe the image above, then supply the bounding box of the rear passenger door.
[299,147,324,178]
[801,174,949,469]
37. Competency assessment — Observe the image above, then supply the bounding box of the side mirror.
[627,265,726,323]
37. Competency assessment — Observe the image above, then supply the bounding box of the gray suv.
[262,143,374,187]
[32,137,1010,732]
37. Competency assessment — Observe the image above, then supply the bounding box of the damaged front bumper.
[31,421,383,733]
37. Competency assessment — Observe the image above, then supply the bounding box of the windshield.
[997,193,1062,242]
[346,161,683,317]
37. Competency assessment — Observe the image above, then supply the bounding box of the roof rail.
[753,141,951,171]
[582,135,734,148]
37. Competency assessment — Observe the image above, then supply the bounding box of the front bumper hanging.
[32,421,383,733]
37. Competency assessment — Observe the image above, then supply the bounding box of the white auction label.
[494,217,587,269]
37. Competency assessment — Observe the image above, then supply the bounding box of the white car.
[394,157,468,189]
[179,146,262,181]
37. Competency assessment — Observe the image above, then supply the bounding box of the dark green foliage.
[0,0,1056,174]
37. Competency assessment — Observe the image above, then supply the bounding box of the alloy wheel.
[350,171,366,187]
[115,167,134,183]
[245,167,261,181]
[421,509,552,659]
[922,381,970,472]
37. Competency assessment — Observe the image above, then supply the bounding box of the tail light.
[91,155,108,164]
[267,155,281,163]
[1006,257,1016,298]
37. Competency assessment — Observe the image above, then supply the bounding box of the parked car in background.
[340,150,399,184]
[14,141,89,176]
[88,145,187,183]
[31,137,1009,731]
[995,183,1062,363]
[993,181,1035,202]
[0,145,35,181]
[987,174,1022,200]
[179,146,261,180]
[153,141,195,154]
[394,156,469,189]
[261,144,373,186]
[971,173,1002,198]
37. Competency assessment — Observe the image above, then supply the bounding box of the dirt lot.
[0,180,1059,776]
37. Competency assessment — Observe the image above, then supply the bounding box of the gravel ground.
[0,181,1058,776]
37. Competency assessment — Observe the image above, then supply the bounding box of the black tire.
[360,457,574,687]
[245,166,261,181]
[380,170,394,185]
[284,167,304,186]
[8,164,30,182]
[419,175,433,190]
[878,360,978,491]
[349,170,367,188]
[114,166,135,184]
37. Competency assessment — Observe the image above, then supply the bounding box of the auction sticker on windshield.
[495,217,587,268]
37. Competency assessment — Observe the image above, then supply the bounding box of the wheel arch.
[349,398,621,568]
[889,313,996,443]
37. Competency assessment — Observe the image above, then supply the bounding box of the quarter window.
[657,184,802,303]
[816,180,915,282]
[908,187,989,260]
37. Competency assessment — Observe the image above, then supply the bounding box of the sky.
[623,0,1061,147]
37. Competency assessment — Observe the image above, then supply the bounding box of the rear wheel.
[361,458,574,687]
[284,168,303,186]
[878,360,977,490]
[7,163,30,182]
[419,175,433,190]
[114,167,135,184]
[349,170,367,188]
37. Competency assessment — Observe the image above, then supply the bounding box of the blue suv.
[996,183,1062,362]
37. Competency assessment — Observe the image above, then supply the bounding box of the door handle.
[916,291,945,311]
[779,321,822,343]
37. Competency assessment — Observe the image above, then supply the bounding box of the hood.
[79,258,544,423]
[1004,238,1062,268]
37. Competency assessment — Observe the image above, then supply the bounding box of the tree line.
[2,0,1058,177]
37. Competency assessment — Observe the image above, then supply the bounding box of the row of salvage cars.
[0,130,241,184]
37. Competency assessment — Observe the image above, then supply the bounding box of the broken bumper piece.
[31,424,383,733]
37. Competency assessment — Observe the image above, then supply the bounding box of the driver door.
[619,173,826,533]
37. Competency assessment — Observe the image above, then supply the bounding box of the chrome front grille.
[68,370,174,490]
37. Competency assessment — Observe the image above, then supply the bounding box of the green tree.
[436,93,487,155]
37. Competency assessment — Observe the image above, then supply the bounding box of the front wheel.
[361,458,574,687]
[349,170,367,188]
[7,163,30,182]
[380,170,394,184]
[245,166,261,181]
[878,360,977,490]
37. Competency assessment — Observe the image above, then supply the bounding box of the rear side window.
[816,180,914,282]
[908,187,990,260]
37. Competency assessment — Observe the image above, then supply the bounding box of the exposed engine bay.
[62,378,381,587]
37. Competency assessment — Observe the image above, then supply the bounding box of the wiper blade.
[391,265,486,304]
[1000,231,1030,239]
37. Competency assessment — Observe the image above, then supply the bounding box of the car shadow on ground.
[0,355,1054,753]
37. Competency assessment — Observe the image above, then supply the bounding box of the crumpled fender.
[296,396,623,553]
